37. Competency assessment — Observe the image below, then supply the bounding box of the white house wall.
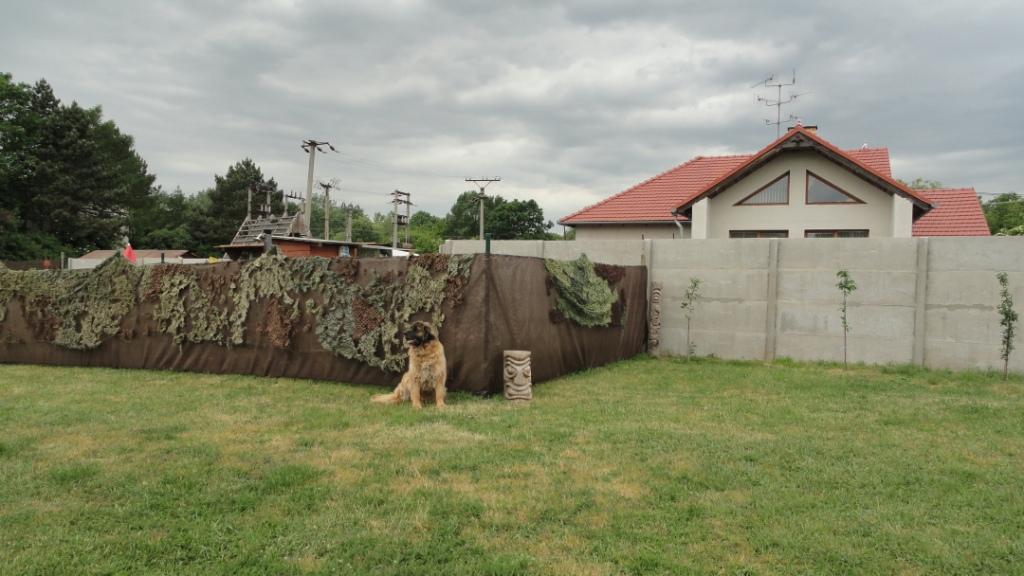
[705,150,899,238]
[574,223,688,241]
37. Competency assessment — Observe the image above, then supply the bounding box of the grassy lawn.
[1,358,1023,575]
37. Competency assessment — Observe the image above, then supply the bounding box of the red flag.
[123,243,137,264]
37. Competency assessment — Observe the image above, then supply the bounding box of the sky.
[2,0,1022,224]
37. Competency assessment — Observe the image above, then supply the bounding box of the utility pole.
[465,178,501,240]
[300,139,336,236]
[317,179,339,239]
[753,70,807,137]
[390,190,412,249]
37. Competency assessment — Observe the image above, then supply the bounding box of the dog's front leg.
[435,385,446,408]
[409,384,423,409]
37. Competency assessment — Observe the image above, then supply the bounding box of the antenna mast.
[753,70,805,137]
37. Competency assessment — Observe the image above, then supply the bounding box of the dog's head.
[403,320,437,347]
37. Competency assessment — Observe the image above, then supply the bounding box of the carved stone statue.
[649,282,663,353]
[503,350,533,401]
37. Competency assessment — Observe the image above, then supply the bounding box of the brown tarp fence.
[0,254,647,394]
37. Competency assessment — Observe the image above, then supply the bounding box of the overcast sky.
[3,0,1022,222]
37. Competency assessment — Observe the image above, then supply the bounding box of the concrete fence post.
[912,237,930,366]
[764,239,781,361]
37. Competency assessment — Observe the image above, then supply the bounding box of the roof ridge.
[676,127,925,212]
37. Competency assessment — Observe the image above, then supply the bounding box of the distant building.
[79,249,193,261]
[218,235,363,260]
[216,186,362,259]
[559,126,990,240]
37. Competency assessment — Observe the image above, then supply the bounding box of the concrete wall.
[441,239,647,266]
[445,237,1024,373]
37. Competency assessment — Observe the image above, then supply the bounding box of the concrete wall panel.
[442,237,1024,373]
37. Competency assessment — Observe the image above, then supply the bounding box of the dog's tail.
[370,391,401,405]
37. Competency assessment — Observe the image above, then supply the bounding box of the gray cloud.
[2,0,1021,225]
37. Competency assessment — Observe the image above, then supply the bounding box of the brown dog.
[371,321,447,409]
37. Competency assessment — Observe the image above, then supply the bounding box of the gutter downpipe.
[670,212,684,237]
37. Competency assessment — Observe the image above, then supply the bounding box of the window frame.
[734,172,791,206]
[804,170,865,205]
[803,229,870,238]
[729,230,790,239]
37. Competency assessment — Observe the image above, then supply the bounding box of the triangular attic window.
[737,172,789,205]
[807,171,863,204]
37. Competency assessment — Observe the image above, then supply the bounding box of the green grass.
[1,358,1023,575]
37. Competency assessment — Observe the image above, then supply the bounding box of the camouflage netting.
[0,256,143,349]
[0,253,473,371]
[315,256,473,372]
[544,254,620,328]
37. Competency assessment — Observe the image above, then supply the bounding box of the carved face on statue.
[503,350,533,401]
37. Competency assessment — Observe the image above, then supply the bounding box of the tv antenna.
[753,70,809,137]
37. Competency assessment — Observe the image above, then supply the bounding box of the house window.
[804,229,869,238]
[806,171,864,204]
[730,230,790,239]
[736,172,790,205]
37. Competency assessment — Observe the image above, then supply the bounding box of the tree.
[444,191,500,239]
[409,211,445,253]
[983,193,1024,235]
[443,191,552,240]
[997,272,1018,380]
[0,74,155,258]
[836,270,857,369]
[901,178,944,190]
[679,277,702,359]
[131,186,198,250]
[489,199,551,240]
[188,159,281,255]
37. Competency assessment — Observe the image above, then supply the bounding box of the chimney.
[787,123,817,133]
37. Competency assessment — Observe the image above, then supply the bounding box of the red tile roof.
[912,188,991,237]
[559,136,894,225]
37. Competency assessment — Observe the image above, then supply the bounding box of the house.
[559,126,990,239]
